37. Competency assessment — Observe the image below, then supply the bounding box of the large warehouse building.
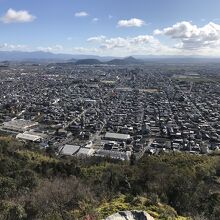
[3,119,38,133]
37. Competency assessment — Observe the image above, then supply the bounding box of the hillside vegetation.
[0,137,219,220]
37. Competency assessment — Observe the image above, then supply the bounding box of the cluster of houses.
[0,63,219,160]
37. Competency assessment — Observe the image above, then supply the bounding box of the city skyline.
[1,0,220,56]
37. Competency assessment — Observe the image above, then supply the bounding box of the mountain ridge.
[74,56,143,65]
[2,50,220,64]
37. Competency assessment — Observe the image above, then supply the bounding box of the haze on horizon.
[1,0,220,57]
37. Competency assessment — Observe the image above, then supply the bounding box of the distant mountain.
[0,51,120,62]
[133,55,220,63]
[75,59,102,65]
[2,50,220,64]
[124,56,141,62]
[73,56,143,65]
[107,56,143,65]
[67,58,77,63]
[70,55,117,62]
[0,51,74,61]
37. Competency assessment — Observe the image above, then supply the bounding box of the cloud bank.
[154,21,220,51]
[2,18,220,56]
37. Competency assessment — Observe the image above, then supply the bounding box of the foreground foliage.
[0,137,219,219]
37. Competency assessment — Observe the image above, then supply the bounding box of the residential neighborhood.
[0,62,219,160]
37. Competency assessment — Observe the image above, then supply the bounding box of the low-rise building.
[3,119,38,133]
[104,132,131,142]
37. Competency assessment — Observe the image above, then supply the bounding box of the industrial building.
[3,119,38,133]
[59,144,95,157]
[95,149,131,160]
[16,133,42,142]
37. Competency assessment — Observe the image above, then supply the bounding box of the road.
[174,83,216,132]
[135,138,154,160]
[56,81,121,148]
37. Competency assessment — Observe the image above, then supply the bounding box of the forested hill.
[0,136,219,219]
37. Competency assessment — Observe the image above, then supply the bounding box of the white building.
[60,145,80,156]
[16,133,42,142]
[104,132,131,142]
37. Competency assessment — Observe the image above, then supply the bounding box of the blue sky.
[1,0,220,56]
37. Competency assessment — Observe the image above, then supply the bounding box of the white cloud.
[101,37,129,49]
[87,35,106,43]
[88,35,160,49]
[37,21,220,56]
[72,47,99,54]
[37,45,63,52]
[0,43,8,49]
[1,8,35,23]
[154,21,220,50]
[131,35,159,44]
[92,18,99,23]
[74,11,88,17]
[154,21,199,38]
[117,18,145,27]
[54,45,63,51]
[0,43,28,50]
[3,19,220,56]
[86,34,175,56]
